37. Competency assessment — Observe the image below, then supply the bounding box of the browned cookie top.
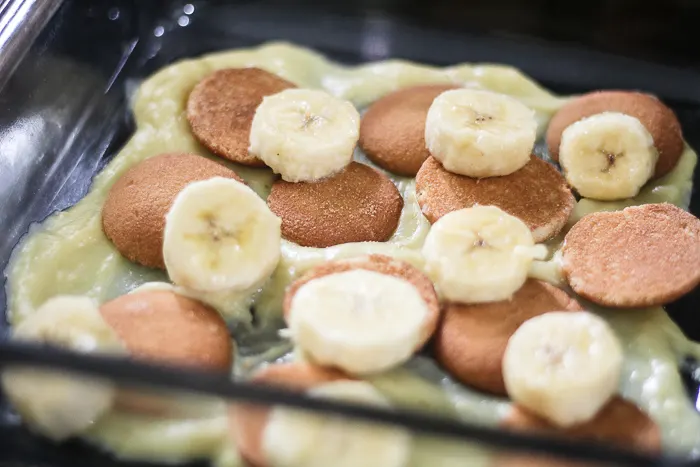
[100,290,232,370]
[187,68,296,166]
[546,90,684,178]
[101,153,244,269]
[434,280,582,395]
[267,162,403,248]
[416,155,574,242]
[562,203,700,308]
[359,84,458,176]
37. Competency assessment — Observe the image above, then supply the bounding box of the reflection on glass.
[361,16,392,61]
[107,7,120,21]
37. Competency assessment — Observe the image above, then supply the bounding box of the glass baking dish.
[1,1,699,466]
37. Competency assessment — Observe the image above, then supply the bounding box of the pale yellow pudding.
[4,42,700,465]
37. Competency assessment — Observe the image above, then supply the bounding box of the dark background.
[145,0,700,70]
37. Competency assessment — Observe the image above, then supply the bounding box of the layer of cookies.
[4,41,700,466]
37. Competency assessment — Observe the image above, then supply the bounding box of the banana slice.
[421,206,546,304]
[502,311,623,428]
[558,112,658,200]
[424,89,537,178]
[262,380,411,467]
[163,177,281,293]
[287,269,430,374]
[249,88,360,182]
[128,282,176,294]
[1,296,125,440]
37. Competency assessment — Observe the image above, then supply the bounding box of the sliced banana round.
[163,177,281,293]
[287,269,430,375]
[262,380,411,467]
[502,311,623,428]
[559,112,658,201]
[249,88,360,182]
[1,296,125,441]
[424,89,537,178]
[128,282,176,294]
[421,206,546,304]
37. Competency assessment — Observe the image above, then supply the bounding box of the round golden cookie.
[229,363,350,467]
[101,153,243,270]
[434,280,582,395]
[562,203,700,308]
[187,68,296,167]
[415,155,575,242]
[496,398,661,467]
[100,290,232,370]
[267,162,404,248]
[359,84,458,176]
[546,90,684,178]
[100,290,233,415]
[283,254,440,345]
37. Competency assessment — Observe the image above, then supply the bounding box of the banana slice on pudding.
[249,88,360,182]
[101,153,244,270]
[231,363,410,467]
[424,89,538,178]
[502,311,623,428]
[434,280,583,396]
[162,177,281,293]
[558,112,658,200]
[1,296,125,440]
[421,206,546,304]
[546,89,683,178]
[263,380,411,467]
[187,67,296,167]
[284,254,440,375]
[287,269,431,375]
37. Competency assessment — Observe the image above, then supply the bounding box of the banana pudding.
[499,397,661,467]
[416,155,575,242]
[249,88,361,182]
[562,203,700,307]
[359,84,458,176]
[1,296,125,441]
[424,89,538,178]
[267,161,404,248]
[547,90,684,178]
[188,68,296,167]
[434,279,583,395]
[102,153,244,269]
[283,254,440,375]
[4,41,700,466]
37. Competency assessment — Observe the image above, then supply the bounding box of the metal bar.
[0,340,689,467]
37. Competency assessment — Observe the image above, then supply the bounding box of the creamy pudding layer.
[5,42,700,465]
